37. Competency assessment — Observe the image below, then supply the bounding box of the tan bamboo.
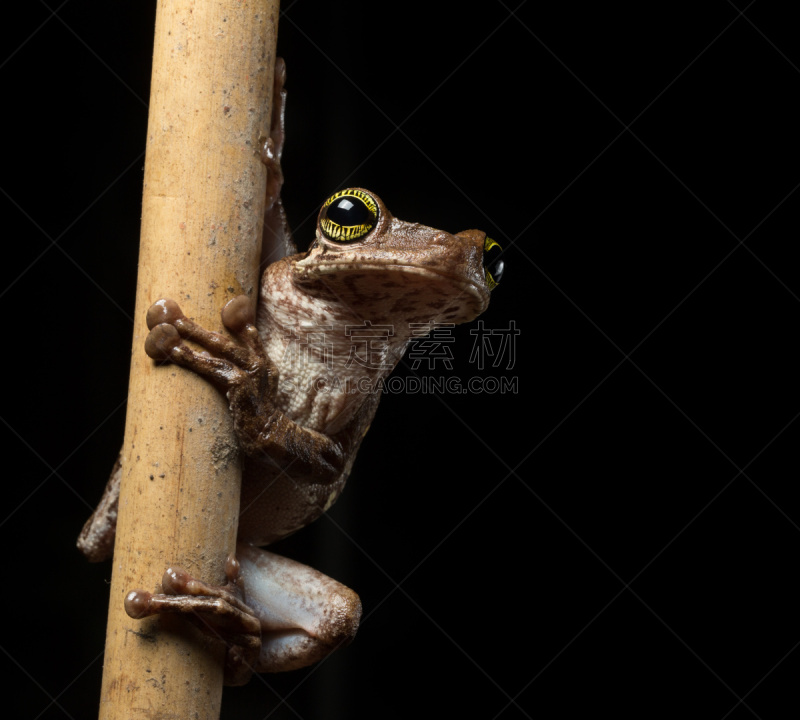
[97,2,279,717]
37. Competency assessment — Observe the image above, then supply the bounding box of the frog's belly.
[236,460,347,546]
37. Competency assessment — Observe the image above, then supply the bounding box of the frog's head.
[292,188,503,325]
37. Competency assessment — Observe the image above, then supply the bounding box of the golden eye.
[483,237,504,291]
[319,189,379,243]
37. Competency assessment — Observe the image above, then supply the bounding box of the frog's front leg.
[144,296,347,482]
[260,57,296,263]
[125,546,360,680]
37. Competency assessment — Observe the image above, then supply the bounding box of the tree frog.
[78,59,503,684]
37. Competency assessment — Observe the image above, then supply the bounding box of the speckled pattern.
[237,544,361,672]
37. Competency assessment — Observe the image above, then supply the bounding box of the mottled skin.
[78,59,497,683]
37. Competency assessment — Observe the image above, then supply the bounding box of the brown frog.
[78,59,503,684]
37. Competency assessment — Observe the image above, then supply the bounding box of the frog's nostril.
[430,231,451,245]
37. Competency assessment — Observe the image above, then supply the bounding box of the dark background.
[2,1,798,718]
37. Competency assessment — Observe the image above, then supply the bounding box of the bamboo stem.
[98,2,279,717]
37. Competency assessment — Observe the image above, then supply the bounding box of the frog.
[78,58,504,685]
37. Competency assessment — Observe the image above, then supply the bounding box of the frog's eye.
[483,237,504,291]
[319,189,379,243]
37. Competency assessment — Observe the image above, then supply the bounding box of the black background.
[2,1,798,718]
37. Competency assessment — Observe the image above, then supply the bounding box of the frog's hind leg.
[77,450,122,562]
[236,543,362,673]
[123,545,361,679]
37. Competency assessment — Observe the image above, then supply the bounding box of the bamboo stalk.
[98,2,279,717]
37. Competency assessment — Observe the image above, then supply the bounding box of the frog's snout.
[455,229,504,292]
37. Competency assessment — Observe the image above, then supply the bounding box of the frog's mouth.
[293,260,490,324]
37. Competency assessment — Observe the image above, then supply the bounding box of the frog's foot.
[144,296,270,390]
[124,554,262,685]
